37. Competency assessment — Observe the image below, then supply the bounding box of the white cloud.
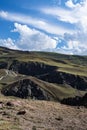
[0,11,8,18]
[0,38,18,50]
[65,0,81,8]
[41,0,87,29]
[41,7,77,24]
[67,40,79,49]
[0,23,57,51]
[65,0,75,8]
[56,32,87,55]
[0,10,73,35]
[12,23,57,51]
[40,0,87,55]
[0,0,87,55]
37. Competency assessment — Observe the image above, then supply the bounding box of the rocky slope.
[38,70,87,91]
[1,78,53,100]
[0,46,87,106]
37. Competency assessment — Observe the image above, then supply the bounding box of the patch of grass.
[58,66,87,76]
[29,77,84,100]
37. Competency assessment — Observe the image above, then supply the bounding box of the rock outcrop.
[1,78,52,100]
[8,60,87,91]
[38,71,87,91]
[61,93,87,107]
[9,60,57,76]
[0,62,8,69]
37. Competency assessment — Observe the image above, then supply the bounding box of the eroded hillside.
[0,46,87,106]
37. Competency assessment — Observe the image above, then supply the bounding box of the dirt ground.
[0,98,87,130]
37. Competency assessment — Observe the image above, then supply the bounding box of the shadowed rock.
[0,62,8,69]
[6,102,14,107]
[1,78,52,100]
[17,110,26,115]
[38,71,87,91]
[9,60,57,76]
[61,93,87,107]
[9,60,87,91]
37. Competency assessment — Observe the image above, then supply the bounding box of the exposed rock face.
[0,62,8,69]
[9,60,57,76]
[61,93,87,107]
[1,78,52,100]
[38,71,87,90]
[8,60,87,91]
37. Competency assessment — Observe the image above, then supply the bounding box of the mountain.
[0,46,87,130]
[0,46,87,105]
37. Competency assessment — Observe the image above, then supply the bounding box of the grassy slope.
[0,46,87,100]
[0,47,87,76]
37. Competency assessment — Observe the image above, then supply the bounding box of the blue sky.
[0,0,87,55]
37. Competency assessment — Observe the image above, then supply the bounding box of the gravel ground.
[0,98,87,130]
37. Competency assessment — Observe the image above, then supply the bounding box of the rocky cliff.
[8,60,87,91]
[9,60,57,76]
[38,71,87,91]
[1,78,53,100]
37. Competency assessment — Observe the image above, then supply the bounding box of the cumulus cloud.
[0,23,57,51]
[56,32,87,55]
[12,23,57,51]
[0,38,18,49]
[0,22,87,55]
[41,0,87,55]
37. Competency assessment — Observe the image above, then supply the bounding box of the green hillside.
[0,46,87,101]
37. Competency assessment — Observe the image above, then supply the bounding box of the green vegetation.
[0,46,87,100]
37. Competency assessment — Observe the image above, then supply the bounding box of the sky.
[0,0,87,55]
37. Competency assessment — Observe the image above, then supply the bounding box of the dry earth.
[0,98,87,130]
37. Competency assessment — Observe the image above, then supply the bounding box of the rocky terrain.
[0,46,87,130]
[0,98,87,130]
[2,78,52,100]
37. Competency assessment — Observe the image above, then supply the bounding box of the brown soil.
[0,98,87,130]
